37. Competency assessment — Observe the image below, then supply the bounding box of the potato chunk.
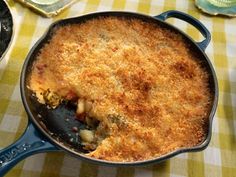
[80,130,94,143]
[77,98,85,115]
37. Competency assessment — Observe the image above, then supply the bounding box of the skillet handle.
[0,121,58,176]
[155,10,211,51]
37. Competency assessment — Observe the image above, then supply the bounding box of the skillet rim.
[20,10,218,166]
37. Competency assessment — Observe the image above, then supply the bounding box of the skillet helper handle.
[0,121,57,176]
[155,10,211,51]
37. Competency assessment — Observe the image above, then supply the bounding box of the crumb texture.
[29,16,213,162]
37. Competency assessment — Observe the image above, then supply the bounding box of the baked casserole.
[28,16,213,162]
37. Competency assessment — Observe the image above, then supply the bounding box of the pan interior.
[26,89,89,153]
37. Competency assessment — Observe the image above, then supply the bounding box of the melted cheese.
[29,17,213,162]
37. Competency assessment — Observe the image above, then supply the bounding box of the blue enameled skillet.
[0,10,218,176]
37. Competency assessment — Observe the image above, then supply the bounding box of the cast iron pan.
[0,10,218,176]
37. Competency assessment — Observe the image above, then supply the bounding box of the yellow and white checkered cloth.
[0,0,236,176]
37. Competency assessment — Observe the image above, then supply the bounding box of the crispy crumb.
[29,16,213,162]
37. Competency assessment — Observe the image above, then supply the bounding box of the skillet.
[0,10,218,176]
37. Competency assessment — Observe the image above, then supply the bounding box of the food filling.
[29,16,213,162]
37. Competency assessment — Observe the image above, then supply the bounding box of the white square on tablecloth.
[150,0,165,6]
[97,5,112,11]
[0,114,21,133]
[226,42,236,58]
[176,153,188,160]
[229,68,236,82]
[175,0,189,10]
[10,84,21,101]
[97,0,113,10]
[203,147,221,166]
[199,16,213,30]
[225,21,236,36]
[69,0,87,16]
[212,115,219,133]
[205,40,214,56]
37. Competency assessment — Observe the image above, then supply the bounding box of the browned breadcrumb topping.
[29,16,213,162]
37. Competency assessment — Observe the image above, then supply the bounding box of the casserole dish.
[0,10,218,176]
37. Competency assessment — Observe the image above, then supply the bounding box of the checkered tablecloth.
[0,0,235,176]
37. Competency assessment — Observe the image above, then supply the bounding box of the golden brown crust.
[29,16,213,162]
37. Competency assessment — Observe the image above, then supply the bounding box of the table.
[0,0,235,176]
